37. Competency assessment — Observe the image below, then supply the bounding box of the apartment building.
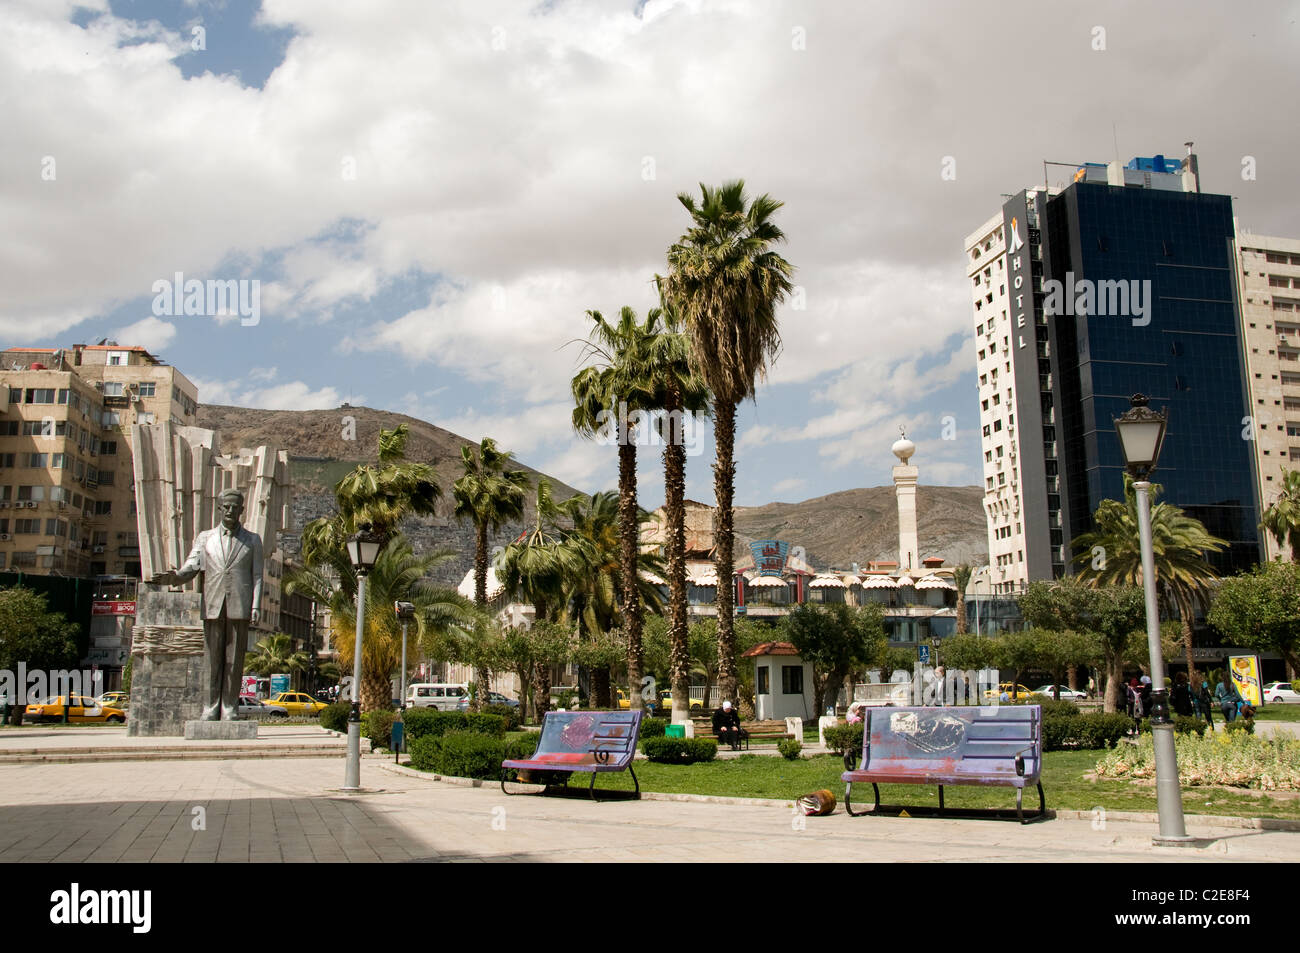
[967,152,1261,592]
[0,344,199,578]
[1238,233,1300,560]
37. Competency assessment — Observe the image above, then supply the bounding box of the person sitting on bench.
[712,700,743,750]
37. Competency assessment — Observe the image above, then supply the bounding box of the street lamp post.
[1113,394,1192,844]
[343,523,384,792]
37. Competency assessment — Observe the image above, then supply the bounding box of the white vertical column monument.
[892,428,919,573]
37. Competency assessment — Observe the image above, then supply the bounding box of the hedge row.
[641,736,717,764]
[640,717,668,740]
[408,730,541,779]
[401,708,507,740]
[319,701,350,733]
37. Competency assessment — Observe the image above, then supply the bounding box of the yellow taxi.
[982,683,1036,702]
[266,691,328,716]
[25,696,126,724]
[98,691,129,708]
[615,689,706,711]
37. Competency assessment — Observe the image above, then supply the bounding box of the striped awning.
[915,575,955,590]
[896,575,916,587]
[809,575,847,588]
[746,575,788,589]
[860,575,897,589]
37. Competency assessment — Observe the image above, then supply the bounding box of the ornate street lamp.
[342,522,384,791]
[1113,395,1190,844]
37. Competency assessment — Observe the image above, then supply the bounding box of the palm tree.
[495,479,585,626]
[243,633,310,683]
[453,438,530,707]
[1072,475,1225,679]
[571,307,660,711]
[952,565,973,635]
[662,180,794,703]
[1261,467,1300,561]
[287,539,475,711]
[647,284,712,723]
[330,424,441,540]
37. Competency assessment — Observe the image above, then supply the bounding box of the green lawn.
[559,750,1300,820]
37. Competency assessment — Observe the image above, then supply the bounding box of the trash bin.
[665,723,685,739]
[391,715,405,757]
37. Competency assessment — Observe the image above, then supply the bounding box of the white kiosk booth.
[743,641,815,722]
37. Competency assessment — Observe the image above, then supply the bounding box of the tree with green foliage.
[1018,577,1146,712]
[663,180,794,705]
[1072,475,1224,679]
[1207,560,1300,676]
[243,633,310,681]
[940,631,995,673]
[0,587,80,675]
[1260,468,1300,562]
[877,646,918,685]
[952,565,973,635]
[784,603,886,716]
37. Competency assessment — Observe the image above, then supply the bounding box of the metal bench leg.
[589,772,598,801]
[938,784,944,813]
[844,781,881,818]
[1022,782,1045,824]
[628,763,640,799]
[1016,786,1023,824]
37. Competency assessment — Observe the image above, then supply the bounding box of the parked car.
[1032,684,1088,700]
[406,683,468,711]
[456,690,520,711]
[266,691,328,716]
[236,697,288,719]
[1263,682,1300,704]
[97,691,130,708]
[25,696,126,724]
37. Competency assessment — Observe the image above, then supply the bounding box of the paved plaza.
[0,750,1296,863]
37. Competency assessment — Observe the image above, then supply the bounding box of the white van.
[406,683,468,711]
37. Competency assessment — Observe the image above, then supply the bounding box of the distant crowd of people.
[1128,670,1254,725]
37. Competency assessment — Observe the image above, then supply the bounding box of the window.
[757,667,770,695]
[24,389,55,404]
[101,412,120,427]
[781,665,803,696]
[94,500,112,516]
[107,352,126,366]
[138,411,155,424]
[137,382,156,398]
[102,382,125,397]
[11,552,36,568]
[16,486,43,501]
[51,454,66,469]
[25,453,47,468]
[97,470,114,486]
[0,421,17,435]
[14,518,40,534]
[0,454,13,468]
[993,420,1003,432]
[21,420,53,436]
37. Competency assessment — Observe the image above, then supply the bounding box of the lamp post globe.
[1113,395,1190,844]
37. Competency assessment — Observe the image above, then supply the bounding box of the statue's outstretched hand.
[149,571,178,586]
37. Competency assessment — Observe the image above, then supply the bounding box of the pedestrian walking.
[1170,672,1193,717]
[1192,675,1215,729]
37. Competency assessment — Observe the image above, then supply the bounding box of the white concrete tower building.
[891,428,920,572]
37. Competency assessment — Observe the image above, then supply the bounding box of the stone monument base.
[185,720,258,741]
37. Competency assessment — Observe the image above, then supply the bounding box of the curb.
[373,762,1300,827]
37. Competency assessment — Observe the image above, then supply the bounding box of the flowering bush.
[1095,730,1300,790]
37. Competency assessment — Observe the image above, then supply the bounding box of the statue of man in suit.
[150,488,264,721]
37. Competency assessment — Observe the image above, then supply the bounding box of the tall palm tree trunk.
[472,522,491,712]
[664,385,691,723]
[1174,589,1198,681]
[714,399,738,703]
[617,433,645,710]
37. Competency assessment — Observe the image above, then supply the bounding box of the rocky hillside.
[734,486,988,570]
[197,404,989,583]
[197,404,581,586]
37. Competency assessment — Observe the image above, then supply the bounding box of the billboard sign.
[1228,655,1262,707]
[749,540,789,576]
[92,601,137,616]
[270,673,291,695]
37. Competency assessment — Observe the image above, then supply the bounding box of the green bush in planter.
[777,738,802,760]
[400,710,507,740]
[504,733,541,760]
[362,709,396,750]
[823,722,864,758]
[319,701,350,733]
[408,731,505,779]
[1042,712,1132,751]
[642,736,717,764]
[640,717,668,739]
[483,703,521,731]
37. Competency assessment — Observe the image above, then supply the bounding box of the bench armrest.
[1012,743,1037,777]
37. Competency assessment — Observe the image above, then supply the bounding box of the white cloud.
[111,316,177,353]
[192,375,343,410]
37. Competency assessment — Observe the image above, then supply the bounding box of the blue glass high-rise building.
[967,153,1260,591]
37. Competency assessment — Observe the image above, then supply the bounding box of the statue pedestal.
[185,720,257,741]
[127,587,207,737]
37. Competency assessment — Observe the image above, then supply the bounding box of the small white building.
[742,641,815,721]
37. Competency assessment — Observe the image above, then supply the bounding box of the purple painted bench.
[501,709,643,800]
[841,705,1045,823]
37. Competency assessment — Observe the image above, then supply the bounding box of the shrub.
[400,710,508,740]
[362,709,396,750]
[504,732,541,760]
[777,738,802,760]
[319,702,350,733]
[483,703,521,731]
[1225,718,1256,736]
[408,731,505,779]
[640,717,668,739]
[1042,712,1132,751]
[642,736,717,764]
[823,722,865,758]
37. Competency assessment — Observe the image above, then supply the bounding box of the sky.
[4,0,1299,508]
